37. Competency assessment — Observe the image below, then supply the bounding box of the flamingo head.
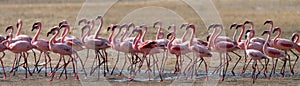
[272,27,281,33]
[32,21,41,31]
[16,19,22,28]
[187,24,195,30]
[128,23,135,29]
[206,34,211,41]
[166,32,175,40]
[96,15,102,20]
[120,23,128,30]
[180,23,189,29]
[59,20,68,27]
[207,23,215,30]
[230,23,237,30]
[78,18,87,25]
[59,24,69,30]
[243,20,253,25]
[81,24,91,32]
[153,20,161,28]
[5,25,14,32]
[47,26,60,37]
[291,32,299,41]
[107,24,117,31]
[261,30,270,36]
[245,29,254,39]
[236,24,245,30]
[264,20,273,25]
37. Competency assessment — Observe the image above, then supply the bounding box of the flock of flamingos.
[0,15,300,83]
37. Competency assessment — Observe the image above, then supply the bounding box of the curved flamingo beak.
[180,23,189,29]
[5,25,13,32]
[81,24,91,32]
[59,24,69,29]
[128,23,135,28]
[264,20,273,25]
[153,20,161,28]
[243,20,252,25]
[166,32,172,39]
[207,24,215,30]
[187,24,195,30]
[261,30,270,36]
[230,23,237,30]
[96,15,102,20]
[32,22,41,31]
[272,27,280,33]
[167,25,172,30]
[59,20,68,27]
[78,18,87,25]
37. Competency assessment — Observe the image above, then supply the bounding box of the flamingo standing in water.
[5,25,33,78]
[81,16,111,78]
[30,21,52,76]
[207,24,238,81]
[47,26,80,81]
[271,27,298,75]
[185,24,212,79]
[243,27,269,83]
[261,30,286,79]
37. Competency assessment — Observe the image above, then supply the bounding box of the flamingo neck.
[32,24,41,44]
[112,27,122,44]
[207,28,217,49]
[167,34,175,50]
[156,24,162,40]
[212,27,222,48]
[94,18,103,39]
[232,28,238,42]
[134,31,142,51]
[120,27,128,42]
[238,26,245,42]
[141,27,147,42]
[16,22,22,36]
[108,29,115,42]
[181,29,189,42]
[49,30,59,49]
[189,28,195,46]
[81,27,90,44]
[263,33,270,53]
[61,26,70,43]
[273,29,281,43]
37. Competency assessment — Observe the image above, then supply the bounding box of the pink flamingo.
[185,24,212,79]
[14,19,32,42]
[58,21,84,51]
[47,26,80,81]
[5,25,33,78]
[81,16,111,78]
[30,21,52,76]
[261,30,286,79]
[207,24,238,81]
[271,27,298,75]
[243,28,269,83]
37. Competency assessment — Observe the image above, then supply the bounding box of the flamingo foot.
[158,80,163,82]
[57,76,61,79]
[75,76,79,81]
[291,69,294,75]
[232,71,236,76]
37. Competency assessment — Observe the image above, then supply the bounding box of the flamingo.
[243,28,269,83]
[109,24,135,76]
[207,24,238,81]
[30,21,52,76]
[81,15,111,79]
[58,21,84,51]
[185,24,212,79]
[47,26,80,81]
[5,25,33,78]
[261,30,286,79]
[271,27,298,75]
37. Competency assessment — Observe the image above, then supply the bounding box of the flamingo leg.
[241,58,252,75]
[0,52,6,79]
[290,49,298,75]
[174,55,179,74]
[111,51,120,75]
[118,53,127,76]
[83,49,90,67]
[33,51,42,73]
[183,54,192,76]
[252,60,257,84]
[280,58,287,77]
[231,51,242,76]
